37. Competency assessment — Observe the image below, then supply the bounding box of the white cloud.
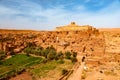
[0,0,120,30]
[0,6,21,15]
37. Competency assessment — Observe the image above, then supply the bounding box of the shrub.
[65,51,71,59]
[26,52,30,56]
[55,51,63,60]
[71,57,77,63]
[62,69,68,75]
[41,59,48,63]
[0,50,6,60]
[46,45,56,51]
[72,52,77,57]
[34,49,41,56]
[10,50,15,55]
[42,49,49,58]
[0,50,6,55]
[26,42,36,47]
[47,50,56,60]
[24,47,32,54]
[57,59,64,64]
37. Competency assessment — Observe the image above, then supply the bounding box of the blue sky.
[0,0,120,30]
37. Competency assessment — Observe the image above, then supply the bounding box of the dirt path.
[68,62,85,80]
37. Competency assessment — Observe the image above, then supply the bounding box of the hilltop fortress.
[0,22,105,57]
[55,22,97,31]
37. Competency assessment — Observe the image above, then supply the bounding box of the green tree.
[24,47,31,54]
[65,51,71,59]
[0,50,6,60]
[42,49,49,58]
[47,50,56,60]
[10,50,15,55]
[37,46,43,50]
[71,57,77,63]
[55,51,64,60]
[26,42,36,47]
[46,45,56,51]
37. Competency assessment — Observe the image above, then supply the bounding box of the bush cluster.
[62,69,68,75]
[24,45,77,63]
[65,51,77,63]
[0,50,6,61]
[24,45,63,61]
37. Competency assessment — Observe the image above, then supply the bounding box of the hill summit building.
[55,22,95,31]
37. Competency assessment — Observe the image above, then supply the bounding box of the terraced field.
[0,54,42,79]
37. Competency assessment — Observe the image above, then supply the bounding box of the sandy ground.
[10,72,32,80]
[85,71,120,80]
[99,28,120,33]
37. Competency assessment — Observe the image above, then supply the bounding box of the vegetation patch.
[30,60,73,79]
[0,54,42,79]
[0,44,77,80]
[0,50,6,61]
[23,45,77,79]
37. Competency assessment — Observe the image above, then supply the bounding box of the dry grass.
[30,60,73,80]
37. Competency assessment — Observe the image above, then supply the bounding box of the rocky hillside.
[1,27,120,58]
[0,27,105,57]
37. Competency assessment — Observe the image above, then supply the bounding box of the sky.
[0,0,120,30]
